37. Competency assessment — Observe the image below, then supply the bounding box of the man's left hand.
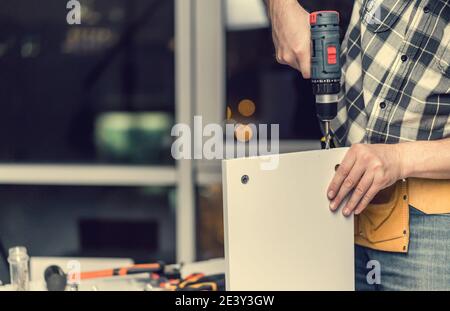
[327,144,405,216]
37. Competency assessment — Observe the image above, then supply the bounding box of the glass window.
[0,0,175,164]
[0,1,179,283]
[0,185,176,281]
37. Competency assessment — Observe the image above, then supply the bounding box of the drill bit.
[324,121,331,150]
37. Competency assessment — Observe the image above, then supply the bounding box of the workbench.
[0,257,224,291]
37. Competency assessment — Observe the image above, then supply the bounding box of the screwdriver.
[310,11,341,149]
[78,262,165,280]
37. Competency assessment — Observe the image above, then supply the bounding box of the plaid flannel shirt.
[331,0,450,145]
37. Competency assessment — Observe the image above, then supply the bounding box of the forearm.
[399,138,450,179]
[265,0,301,18]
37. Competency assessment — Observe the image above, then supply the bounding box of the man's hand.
[327,144,405,216]
[267,0,311,78]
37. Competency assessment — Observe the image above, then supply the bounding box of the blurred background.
[0,0,353,282]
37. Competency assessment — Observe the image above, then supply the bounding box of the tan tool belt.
[355,178,450,253]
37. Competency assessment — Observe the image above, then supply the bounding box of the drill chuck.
[316,94,339,121]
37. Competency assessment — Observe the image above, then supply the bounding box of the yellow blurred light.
[226,106,232,120]
[238,99,256,117]
[235,124,253,142]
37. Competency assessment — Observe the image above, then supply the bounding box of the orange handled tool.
[79,262,164,280]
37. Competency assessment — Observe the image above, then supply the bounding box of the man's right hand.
[267,0,311,78]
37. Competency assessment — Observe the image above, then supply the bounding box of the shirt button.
[423,6,430,13]
[401,55,408,62]
[380,102,386,109]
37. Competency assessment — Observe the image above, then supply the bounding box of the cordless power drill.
[310,11,341,149]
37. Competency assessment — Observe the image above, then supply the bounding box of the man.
[266,0,450,290]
